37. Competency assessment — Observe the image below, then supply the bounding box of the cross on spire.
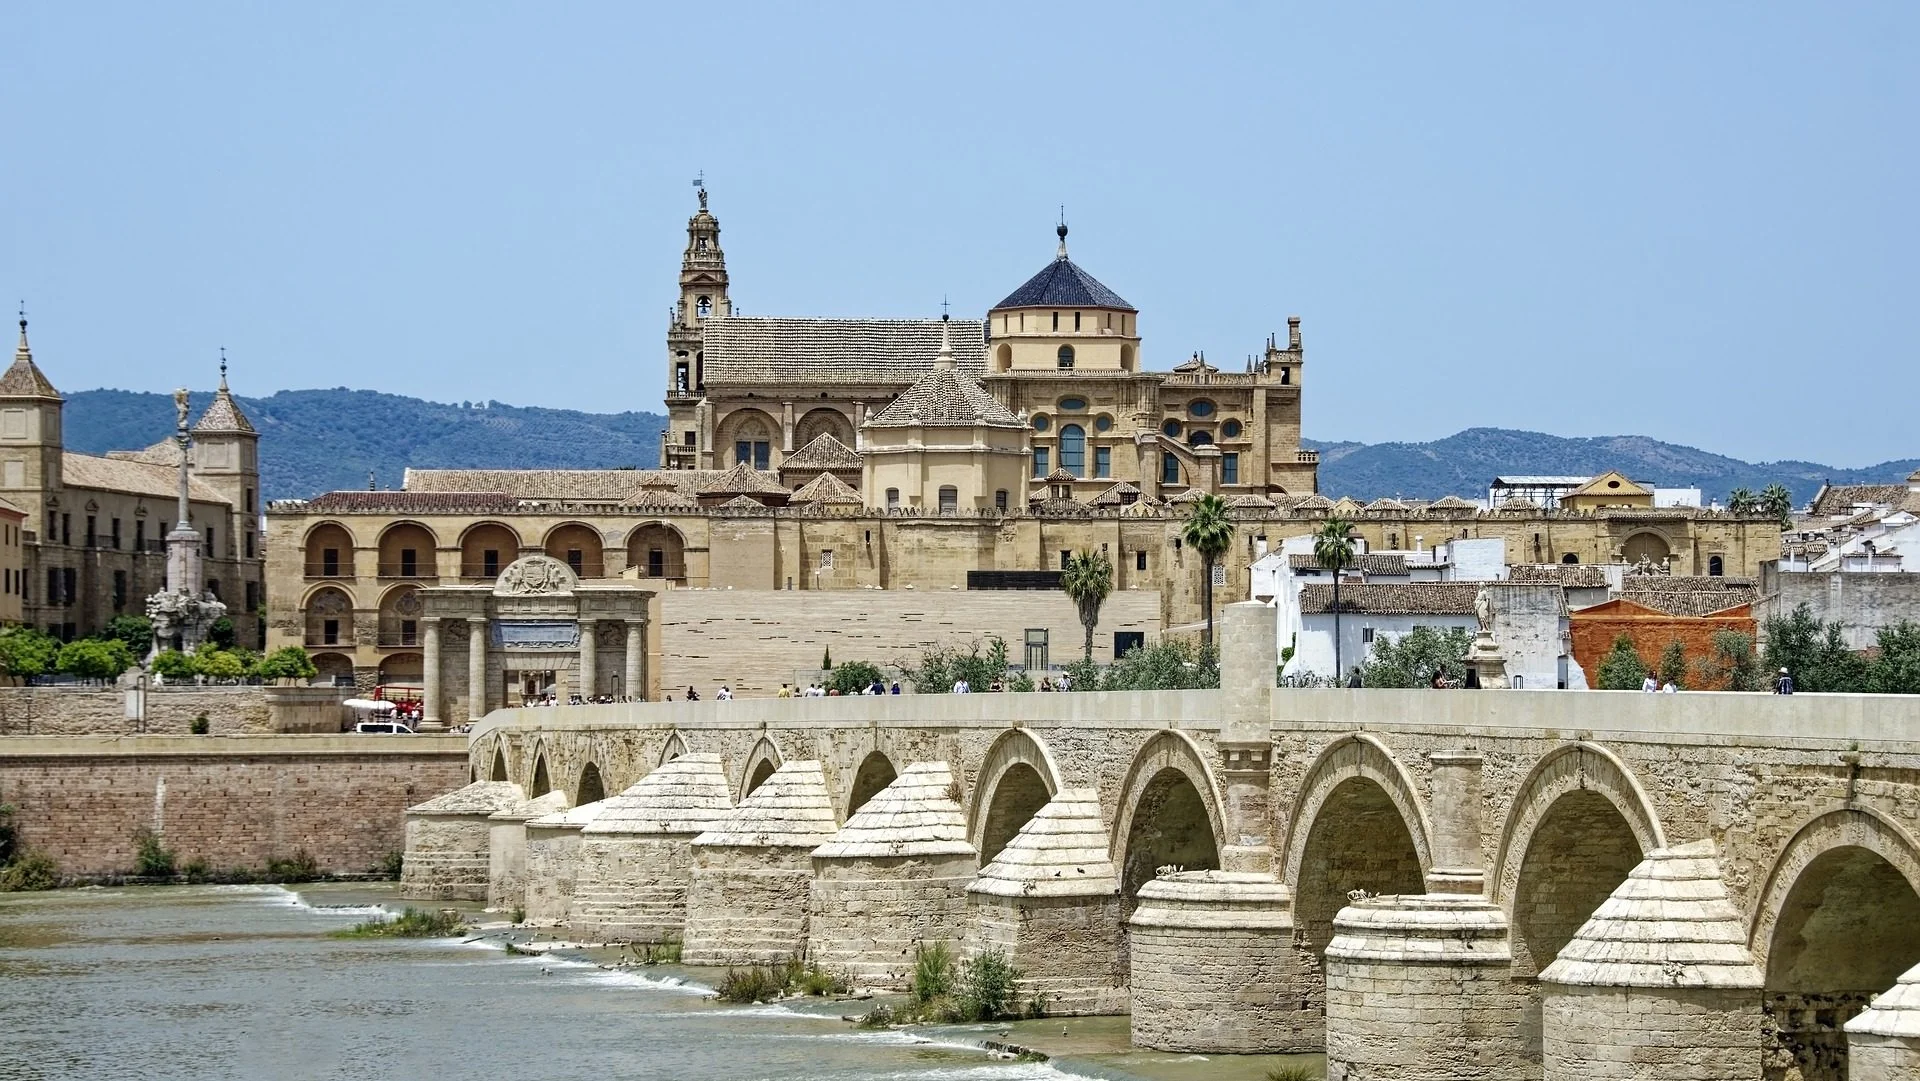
[693,170,707,210]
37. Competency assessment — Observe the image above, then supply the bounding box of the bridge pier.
[487,790,568,912]
[682,761,838,966]
[524,799,603,925]
[1846,961,1920,1080]
[1538,840,1763,1081]
[572,754,733,944]
[1323,751,1530,1080]
[1129,871,1313,1051]
[400,780,526,901]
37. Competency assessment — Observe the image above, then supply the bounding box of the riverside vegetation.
[857,942,1040,1027]
[332,907,469,939]
[715,956,853,1004]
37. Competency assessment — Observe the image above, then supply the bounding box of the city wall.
[0,735,468,876]
[0,686,273,736]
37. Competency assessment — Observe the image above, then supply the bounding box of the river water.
[0,883,1321,1081]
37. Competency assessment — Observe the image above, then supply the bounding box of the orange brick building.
[1569,597,1756,686]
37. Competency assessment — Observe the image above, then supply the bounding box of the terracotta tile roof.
[1293,493,1335,511]
[1298,581,1481,616]
[1229,493,1276,509]
[695,461,789,496]
[788,471,864,505]
[865,367,1024,429]
[1426,495,1480,513]
[1812,484,1911,516]
[1091,481,1141,506]
[779,432,863,472]
[1509,563,1608,588]
[702,316,986,386]
[302,490,521,515]
[717,494,772,510]
[1289,552,1407,576]
[1364,497,1410,512]
[61,452,226,504]
[1030,495,1093,516]
[1617,574,1757,616]
[621,487,699,509]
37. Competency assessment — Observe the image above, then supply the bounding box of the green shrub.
[635,937,682,964]
[856,1004,895,1028]
[378,850,404,880]
[189,714,210,735]
[904,639,1011,694]
[1596,634,1649,690]
[827,661,885,695]
[509,905,526,925]
[151,650,196,681]
[716,965,786,1004]
[797,962,850,996]
[1098,639,1220,690]
[1357,626,1472,688]
[104,615,153,658]
[1657,640,1688,690]
[208,616,236,650]
[0,625,60,683]
[910,940,955,1003]
[192,648,247,681]
[254,646,318,683]
[0,849,58,891]
[56,638,135,682]
[332,907,467,938]
[0,802,17,866]
[181,858,211,883]
[132,827,176,877]
[954,947,1022,1022]
[1265,1066,1320,1081]
[266,850,319,883]
[1693,630,1763,691]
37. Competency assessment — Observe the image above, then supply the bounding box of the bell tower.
[662,178,730,470]
[0,311,65,537]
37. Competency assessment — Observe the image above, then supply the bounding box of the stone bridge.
[420,604,1920,1081]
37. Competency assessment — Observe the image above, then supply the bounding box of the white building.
[1290,581,1481,682]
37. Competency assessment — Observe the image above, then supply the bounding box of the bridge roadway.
[452,604,1920,1081]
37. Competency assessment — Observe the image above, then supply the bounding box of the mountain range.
[57,388,1914,507]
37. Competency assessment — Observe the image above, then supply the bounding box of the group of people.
[1640,667,1797,694]
[955,673,1073,693]
[775,681,904,697]
[523,694,640,707]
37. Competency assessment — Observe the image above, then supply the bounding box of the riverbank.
[0,881,1325,1080]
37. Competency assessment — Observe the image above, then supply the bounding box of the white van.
[353,721,415,735]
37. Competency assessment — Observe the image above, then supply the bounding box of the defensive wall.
[449,602,1920,1080]
[0,735,468,877]
[0,685,353,737]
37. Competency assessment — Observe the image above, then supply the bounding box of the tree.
[254,646,318,683]
[56,638,135,682]
[1657,640,1688,690]
[1181,495,1233,648]
[827,660,885,695]
[1759,483,1795,529]
[0,626,60,684]
[1096,638,1220,690]
[1763,603,1868,693]
[151,649,196,681]
[1727,487,1758,515]
[1358,626,1472,688]
[1693,630,1763,691]
[1868,621,1920,695]
[1061,549,1114,662]
[103,615,153,658]
[193,649,246,681]
[1596,634,1649,690]
[208,616,236,650]
[1313,518,1358,678]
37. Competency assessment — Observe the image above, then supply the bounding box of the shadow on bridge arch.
[489,739,509,783]
[1281,735,1433,971]
[1111,731,1225,916]
[1751,806,1920,1080]
[1491,742,1665,1066]
[658,730,688,767]
[529,753,551,798]
[968,729,1062,867]
[575,762,606,806]
[846,751,898,818]
[740,738,783,801]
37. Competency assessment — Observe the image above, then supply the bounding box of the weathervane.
[693,170,707,210]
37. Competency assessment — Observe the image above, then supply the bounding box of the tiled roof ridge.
[702,316,988,387]
[788,471,863,505]
[693,761,840,848]
[780,432,863,471]
[407,780,526,815]
[864,367,1025,429]
[1539,839,1763,989]
[581,753,735,836]
[1298,580,1482,616]
[992,257,1135,312]
[60,452,227,505]
[969,787,1118,898]
[811,761,974,859]
[696,461,790,495]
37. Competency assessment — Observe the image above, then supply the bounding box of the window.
[1162,419,1182,437]
[674,362,689,393]
[399,618,416,645]
[244,487,254,513]
[647,548,665,577]
[735,440,771,469]
[1562,552,1579,564]
[1211,564,1227,587]
[885,488,900,510]
[245,532,254,558]
[1135,550,1147,572]
[995,489,1008,512]
[1024,628,1049,671]
[1056,345,1074,369]
[61,513,70,545]
[1114,630,1145,656]
[112,570,126,609]
[208,579,221,601]
[937,487,958,515]
[1708,555,1724,576]
[1188,431,1213,447]
[482,549,501,576]
[1222,419,1242,438]
[1094,446,1111,478]
[321,547,341,577]
[1051,311,1059,331]
[1058,397,1086,412]
[683,431,695,446]
[1190,400,1216,418]
[206,526,216,557]
[820,548,834,570]
[696,296,712,318]
[135,520,146,549]
[323,618,340,645]
[1059,425,1086,476]
[1362,627,1376,644]
[1281,366,1291,385]
[399,548,418,577]
[1033,448,1049,477]
[1222,453,1239,484]
[1162,453,1180,485]
[1059,551,1071,569]
[62,567,76,605]
[565,549,584,574]
[1032,414,1050,432]
[1094,414,1112,432]
[86,516,96,547]
[245,582,258,613]
[1073,311,1081,331]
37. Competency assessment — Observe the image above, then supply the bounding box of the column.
[468,617,488,720]
[421,618,443,731]
[1425,751,1487,894]
[624,620,644,702]
[781,400,795,453]
[578,619,597,700]
[1217,600,1277,873]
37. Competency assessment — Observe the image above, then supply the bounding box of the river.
[0,883,1322,1081]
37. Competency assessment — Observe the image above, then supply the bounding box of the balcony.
[303,633,350,648]
[375,562,434,579]
[304,562,356,579]
[1297,450,1320,464]
[376,631,420,648]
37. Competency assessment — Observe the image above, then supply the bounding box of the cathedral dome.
[991,224,1134,312]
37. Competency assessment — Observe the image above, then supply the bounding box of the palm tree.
[1313,518,1357,679]
[1181,494,1233,647]
[1759,483,1795,529]
[1727,487,1757,515]
[1062,549,1114,662]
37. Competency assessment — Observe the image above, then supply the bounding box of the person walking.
[777,683,792,698]
[952,677,971,694]
[889,681,901,695]
[1774,667,1795,695]
[717,686,733,701]
[685,686,699,701]
[1641,674,1659,693]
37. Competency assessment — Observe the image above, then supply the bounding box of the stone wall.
[0,686,274,736]
[0,735,468,877]
[1757,565,1920,650]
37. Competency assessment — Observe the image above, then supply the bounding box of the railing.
[304,562,356,578]
[304,632,351,648]
[1296,450,1319,463]
[375,563,435,578]
[376,632,420,648]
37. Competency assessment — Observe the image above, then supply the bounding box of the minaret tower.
[662,177,731,470]
[191,352,264,643]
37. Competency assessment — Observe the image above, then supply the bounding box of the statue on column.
[145,385,226,659]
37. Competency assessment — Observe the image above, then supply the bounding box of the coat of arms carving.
[494,554,579,596]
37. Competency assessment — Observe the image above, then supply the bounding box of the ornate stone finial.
[693,170,707,210]
[934,307,956,371]
[172,387,190,432]
[1056,209,1069,261]
[218,346,228,390]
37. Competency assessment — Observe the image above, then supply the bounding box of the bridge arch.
[1111,730,1225,911]
[488,738,509,783]
[658,730,688,766]
[968,728,1063,867]
[1751,806,1920,1081]
[575,761,606,806]
[529,753,551,798]
[740,738,783,801]
[846,751,898,817]
[1282,735,1432,973]
[1493,741,1666,904]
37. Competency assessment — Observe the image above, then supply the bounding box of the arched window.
[1058,425,1086,476]
[1057,345,1074,369]
[1708,555,1724,576]
[1162,453,1180,485]
[938,486,958,514]
[1562,552,1580,564]
[696,296,712,318]
[994,489,1008,512]
[1188,431,1213,447]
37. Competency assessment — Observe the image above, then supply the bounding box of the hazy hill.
[59,389,1910,506]
[62,388,666,500]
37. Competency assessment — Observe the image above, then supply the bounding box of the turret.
[190,352,262,566]
[663,181,732,469]
[0,311,66,537]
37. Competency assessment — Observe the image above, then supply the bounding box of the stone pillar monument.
[623,620,644,701]
[577,620,597,700]
[420,618,443,731]
[468,619,489,720]
[145,387,226,659]
[1466,587,1509,688]
[1323,751,1530,1080]
[1217,600,1276,872]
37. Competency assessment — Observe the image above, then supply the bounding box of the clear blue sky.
[4,4,1913,465]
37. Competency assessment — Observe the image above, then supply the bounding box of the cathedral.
[659,186,1320,506]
